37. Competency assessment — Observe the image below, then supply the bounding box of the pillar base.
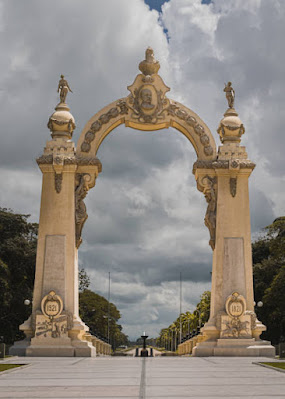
[193,338,275,357]
[10,338,96,357]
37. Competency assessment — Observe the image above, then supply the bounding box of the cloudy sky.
[0,0,284,340]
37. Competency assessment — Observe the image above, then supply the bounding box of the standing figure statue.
[57,75,72,103]
[224,81,235,108]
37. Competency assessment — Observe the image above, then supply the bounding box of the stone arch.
[75,50,217,250]
[75,50,218,251]
[76,97,217,161]
[11,48,274,359]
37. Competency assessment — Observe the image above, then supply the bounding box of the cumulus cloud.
[1,0,284,339]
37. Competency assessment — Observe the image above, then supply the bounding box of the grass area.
[261,362,285,370]
[0,364,23,372]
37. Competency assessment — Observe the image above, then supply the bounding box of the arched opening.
[78,124,213,339]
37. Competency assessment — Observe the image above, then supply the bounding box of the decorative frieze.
[37,154,102,170]
[80,101,129,153]
[193,159,256,173]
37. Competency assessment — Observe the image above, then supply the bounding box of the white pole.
[107,272,110,344]
[179,271,182,344]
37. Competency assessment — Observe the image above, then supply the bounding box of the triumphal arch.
[11,48,274,357]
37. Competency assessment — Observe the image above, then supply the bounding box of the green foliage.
[157,290,211,350]
[0,207,129,348]
[0,208,38,344]
[79,268,90,292]
[79,289,129,349]
[253,217,285,344]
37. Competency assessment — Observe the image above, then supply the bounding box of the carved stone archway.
[10,48,275,357]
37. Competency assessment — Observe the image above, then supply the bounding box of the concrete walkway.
[0,356,285,398]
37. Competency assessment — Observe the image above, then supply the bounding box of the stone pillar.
[192,106,275,357]
[10,91,101,357]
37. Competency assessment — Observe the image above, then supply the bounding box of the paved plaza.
[0,356,285,398]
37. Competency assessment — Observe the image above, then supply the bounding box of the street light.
[253,300,263,308]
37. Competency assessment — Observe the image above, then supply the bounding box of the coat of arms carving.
[126,48,170,124]
[127,76,170,124]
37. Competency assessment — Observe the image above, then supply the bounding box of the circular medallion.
[225,292,246,318]
[41,291,63,319]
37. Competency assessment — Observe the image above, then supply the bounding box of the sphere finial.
[47,75,76,139]
[139,47,160,76]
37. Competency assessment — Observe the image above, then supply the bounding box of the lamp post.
[179,271,182,344]
[141,331,148,357]
[107,272,111,344]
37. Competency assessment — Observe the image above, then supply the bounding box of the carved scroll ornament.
[202,175,217,250]
[54,173,63,193]
[230,177,237,197]
[75,173,92,248]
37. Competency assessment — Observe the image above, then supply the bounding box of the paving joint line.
[139,358,146,399]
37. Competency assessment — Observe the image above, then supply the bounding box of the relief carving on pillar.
[229,177,237,197]
[35,291,72,339]
[220,292,251,339]
[75,173,92,248]
[202,175,217,250]
[54,173,63,193]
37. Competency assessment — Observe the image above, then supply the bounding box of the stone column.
[10,92,101,357]
[192,106,275,357]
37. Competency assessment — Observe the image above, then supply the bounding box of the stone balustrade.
[83,333,111,356]
[178,334,207,356]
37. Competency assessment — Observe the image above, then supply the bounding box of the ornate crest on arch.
[127,74,170,124]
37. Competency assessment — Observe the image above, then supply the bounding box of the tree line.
[156,291,211,350]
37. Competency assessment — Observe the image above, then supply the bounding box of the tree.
[0,207,129,347]
[0,208,38,344]
[79,268,90,292]
[156,290,211,350]
[79,289,129,349]
[253,217,285,344]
